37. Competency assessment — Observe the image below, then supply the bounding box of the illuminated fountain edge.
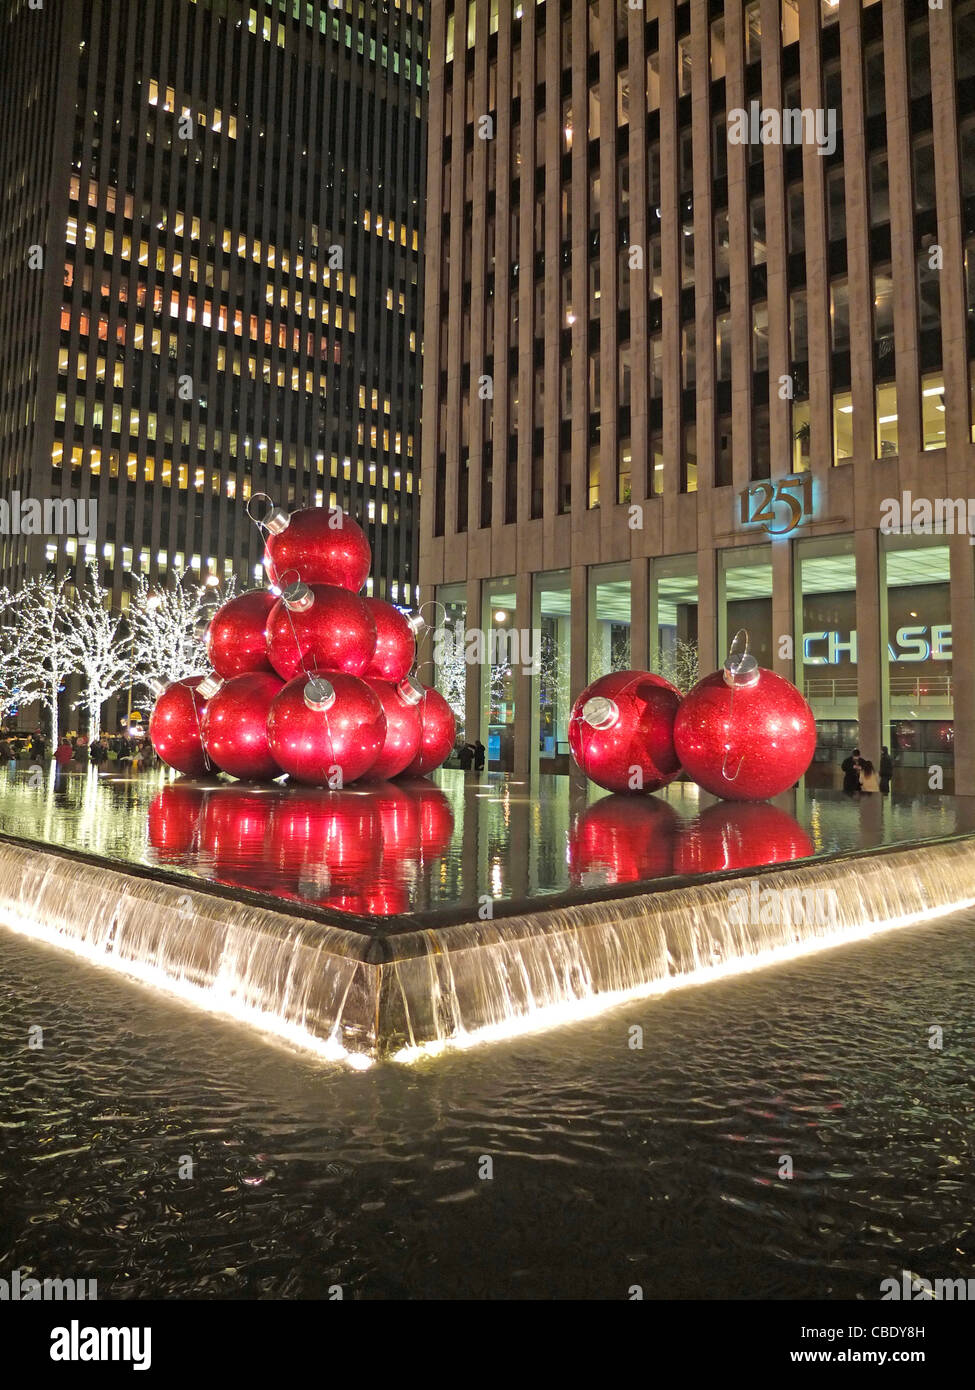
[1,832,974,1062]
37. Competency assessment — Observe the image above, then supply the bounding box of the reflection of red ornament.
[674,660,816,802]
[266,673,385,784]
[271,790,381,889]
[148,677,210,776]
[364,781,423,861]
[401,686,456,776]
[397,778,455,856]
[147,785,206,859]
[201,787,273,860]
[206,590,277,678]
[200,789,276,893]
[265,583,376,681]
[568,670,682,794]
[569,794,678,886]
[361,598,418,681]
[672,802,814,876]
[263,506,371,592]
[201,672,283,780]
[361,677,423,780]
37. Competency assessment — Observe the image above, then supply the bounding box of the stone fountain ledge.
[1,830,975,1062]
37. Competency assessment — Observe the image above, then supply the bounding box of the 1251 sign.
[738,474,813,536]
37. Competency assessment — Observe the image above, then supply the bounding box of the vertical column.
[513,569,534,776]
[839,1,874,464]
[949,533,975,796]
[466,574,482,744]
[799,0,830,477]
[761,0,791,478]
[692,0,716,494]
[854,528,882,764]
[658,0,681,498]
[726,0,752,493]
[930,5,970,457]
[884,0,921,461]
[697,547,718,674]
[570,0,588,525]
[627,3,649,502]
[772,540,793,680]
[570,562,589,707]
[629,555,650,669]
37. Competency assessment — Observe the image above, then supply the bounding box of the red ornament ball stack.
[147,505,458,785]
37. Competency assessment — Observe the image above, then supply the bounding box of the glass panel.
[653,558,699,692]
[535,570,572,768]
[885,542,953,792]
[876,383,898,457]
[481,577,517,771]
[434,582,468,743]
[589,564,631,681]
[722,550,773,673]
[833,391,853,464]
[798,539,857,781]
[921,372,946,451]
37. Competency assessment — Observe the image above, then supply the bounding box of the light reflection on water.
[0,767,968,922]
[1,904,973,1299]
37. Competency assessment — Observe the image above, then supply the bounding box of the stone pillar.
[854,529,883,764]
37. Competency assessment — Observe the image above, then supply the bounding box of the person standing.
[473,739,486,772]
[879,745,893,795]
[841,747,861,794]
[859,758,879,793]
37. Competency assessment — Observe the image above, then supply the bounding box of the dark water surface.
[2,904,974,1299]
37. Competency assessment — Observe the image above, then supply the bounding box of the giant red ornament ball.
[361,677,423,780]
[206,590,277,679]
[265,583,377,681]
[361,598,418,682]
[266,672,385,785]
[200,671,284,781]
[401,686,456,776]
[673,659,816,802]
[148,676,211,776]
[568,669,682,795]
[263,506,371,592]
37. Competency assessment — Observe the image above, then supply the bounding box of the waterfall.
[1,833,975,1062]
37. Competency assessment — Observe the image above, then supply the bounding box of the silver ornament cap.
[303,676,336,712]
[582,696,618,730]
[282,580,314,612]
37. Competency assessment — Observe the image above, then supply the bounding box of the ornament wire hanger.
[721,628,754,783]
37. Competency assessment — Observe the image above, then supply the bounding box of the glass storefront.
[534,571,572,772]
[588,562,632,680]
[433,581,467,745]
[796,537,858,782]
[652,555,699,691]
[883,541,953,790]
[719,547,773,670]
[481,576,516,771]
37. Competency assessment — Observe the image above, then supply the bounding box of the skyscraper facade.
[0,0,425,610]
[420,0,975,793]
